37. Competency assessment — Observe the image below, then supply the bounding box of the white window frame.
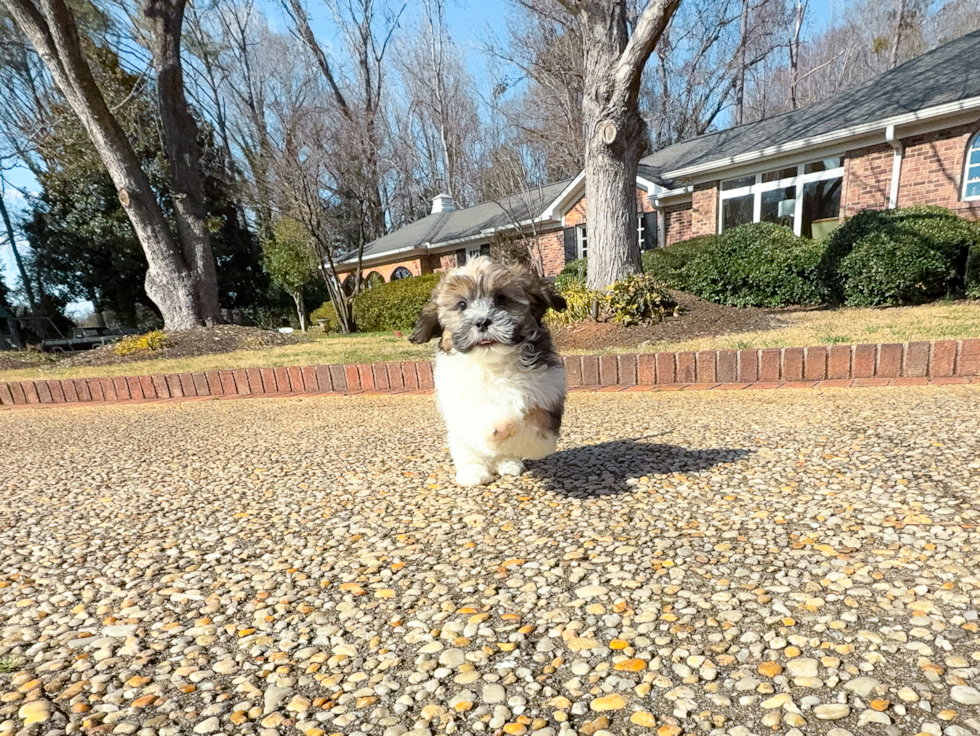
[963,131,980,201]
[718,158,845,236]
[637,212,645,248]
[576,224,588,259]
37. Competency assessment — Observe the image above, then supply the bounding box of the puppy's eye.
[494,293,508,308]
[455,299,467,311]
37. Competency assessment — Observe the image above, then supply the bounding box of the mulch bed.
[58,325,306,369]
[553,291,793,352]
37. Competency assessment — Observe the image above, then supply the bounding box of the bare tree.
[282,0,408,243]
[1,0,221,328]
[396,0,481,207]
[520,0,678,289]
[789,0,807,109]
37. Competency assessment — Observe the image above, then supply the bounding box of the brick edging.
[1,339,978,409]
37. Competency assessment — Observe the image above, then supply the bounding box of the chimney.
[431,192,456,214]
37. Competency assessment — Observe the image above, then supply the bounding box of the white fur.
[435,345,565,486]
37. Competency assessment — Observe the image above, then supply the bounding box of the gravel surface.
[1,386,979,736]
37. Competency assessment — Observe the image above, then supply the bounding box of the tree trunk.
[143,0,222,326]
[790,0,805,110]
[889,0,907,69]
[2,0,211,329]
[292,292,306,331]
[578,0,678,290]
[0,184,37,316]
[735,0,750,125]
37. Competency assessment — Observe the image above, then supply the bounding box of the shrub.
[683,222,829,307]
[548,280,601,327]
[309,301,338,330]
[641,235,716,290]
[113,330,173,356]
[825,206,980,306]
[310,273,441,333]
[555,257,587,290]
[606,274,678,325]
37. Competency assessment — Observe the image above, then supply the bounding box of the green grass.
[0,655,22,674]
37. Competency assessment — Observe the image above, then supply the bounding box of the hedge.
[681,222,829,307]
[822,205,980,306]
[310,273,440,332]
[641,235,716,290]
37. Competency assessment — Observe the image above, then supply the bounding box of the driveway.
[1,387,979,736]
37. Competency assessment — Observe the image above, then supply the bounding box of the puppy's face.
[409,257,566,353]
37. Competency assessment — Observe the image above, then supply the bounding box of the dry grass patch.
[600,300,980,355]
[0,332,432,382]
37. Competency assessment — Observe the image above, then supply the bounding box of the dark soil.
[0,356,35,370]
[553,291,793,352]
[59,325,306,369]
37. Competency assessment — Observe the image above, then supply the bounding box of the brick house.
[339,29,980,283]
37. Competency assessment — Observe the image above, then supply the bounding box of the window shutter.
[642,212,658,250]
[455,249,466,267]
[563,227,577,262]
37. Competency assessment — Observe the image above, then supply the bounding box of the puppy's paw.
[455,464,495,487]
[496,458,525,476]
[488,417,521,445]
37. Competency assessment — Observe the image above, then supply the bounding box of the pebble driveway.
[1,386,979,736]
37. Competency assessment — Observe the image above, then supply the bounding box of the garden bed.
[552,291,791,352]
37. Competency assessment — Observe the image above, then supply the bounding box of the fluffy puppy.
[409,257,567,486]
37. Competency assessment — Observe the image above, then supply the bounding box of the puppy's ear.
[521,272,567,322]
[408,300,441,343]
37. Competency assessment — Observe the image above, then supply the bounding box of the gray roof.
[642,28,980,175]
[362,30,980,261]
[358,180,573,262]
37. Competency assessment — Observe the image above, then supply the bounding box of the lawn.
[574,300,980,355]
[2,301,979,382]
[0,332,432,382]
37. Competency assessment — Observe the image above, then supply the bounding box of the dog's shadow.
[528,439,750,497]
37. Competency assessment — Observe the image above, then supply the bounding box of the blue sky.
[0,0,841,309]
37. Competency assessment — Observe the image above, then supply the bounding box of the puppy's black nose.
[475,316,492,331]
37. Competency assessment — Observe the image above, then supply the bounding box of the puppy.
[409,257,567,486]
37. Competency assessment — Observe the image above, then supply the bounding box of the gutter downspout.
[885,124,904,209]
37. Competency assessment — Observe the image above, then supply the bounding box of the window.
[364,272,385,289]
[576,225,588,259]
[719,157,844,236]
[760,186,796,228]
[964,132,980,200]
[390,266,412,280]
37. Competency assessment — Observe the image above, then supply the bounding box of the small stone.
[786,658,818,678]
[576,586,608,599]
[758,662,783,678]
[814,704,850,720]
[103,625,137,638]
[17,701,51,726]
[762,694,792,709]
[482,685,506,704]
[858,710,891,726]
[950,686,980,705]
[870,700,890,711]
[844,677,880,697]
[193,717,220,734]
[657,726,682,736]
[630,712,657,727]
[439,649,466,668]
[590,694,627,711]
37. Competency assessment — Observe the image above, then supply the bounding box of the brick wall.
[563,188,654,227]
[339,254,441,283]
[537,230,566,277]
[690,182,719,237]
[841,142,894,216]
[897,124,980,218]
[664,204,693,245]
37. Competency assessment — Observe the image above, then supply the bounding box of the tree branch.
[615,0,681,99]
